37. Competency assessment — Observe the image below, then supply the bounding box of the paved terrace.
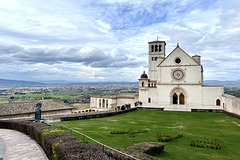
[0,129,48,160]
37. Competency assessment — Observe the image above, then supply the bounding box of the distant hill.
[1,78,240,87]
[0,79,139,87]
[0,79,44,87]
[39,80,139,86]
[204,80,240,85]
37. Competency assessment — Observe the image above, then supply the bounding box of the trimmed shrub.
[110,128,148,138]
[157,132,183,142]
[190,139,222,150]
[0,120,112,160]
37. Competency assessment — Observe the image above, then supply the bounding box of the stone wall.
[0,101,73,118]
[223,94,240,115]
[90,94,138,110]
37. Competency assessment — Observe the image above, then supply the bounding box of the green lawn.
[23,93,46,97]
[57,110,240,160]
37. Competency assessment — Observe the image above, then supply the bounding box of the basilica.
[138,40,224,111]
[90,40,240,115]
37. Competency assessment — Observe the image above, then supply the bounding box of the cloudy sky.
[0,0,239,82]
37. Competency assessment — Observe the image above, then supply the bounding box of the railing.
[51,123,139,160]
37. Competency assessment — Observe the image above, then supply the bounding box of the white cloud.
[0,0,239,81]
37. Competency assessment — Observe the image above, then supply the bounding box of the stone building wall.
[223,94,240,115]
[90,94,138,110]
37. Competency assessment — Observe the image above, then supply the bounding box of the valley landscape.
[1,0,240,159]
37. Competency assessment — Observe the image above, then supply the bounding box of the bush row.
[110,129,148,138]
[110,129,148,134]
[157,132,183,142]
[0,120,111,160]
[190,139,222,150]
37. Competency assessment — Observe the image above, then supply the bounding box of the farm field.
[58,110,240,160]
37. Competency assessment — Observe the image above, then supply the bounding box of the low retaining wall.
[223,110,240,119]
[0,108,73,119]
[60,108,137,121]
[137,107,164,111]
[191,109,240,119]
[191,109,223,113]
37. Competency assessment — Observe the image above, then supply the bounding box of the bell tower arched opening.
[151,45,154,52]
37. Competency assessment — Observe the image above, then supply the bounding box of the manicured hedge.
[157,132,183,142]
[190,139,222,150]
[0,120,111,160]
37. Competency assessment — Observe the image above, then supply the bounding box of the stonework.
[90,40,240,116]
[139,40,240,113]
[90,94,138,110]
[0,101,73,118]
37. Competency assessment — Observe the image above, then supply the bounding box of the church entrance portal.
[172,93,185,105]
[179,93,185,104]
[173,93,178,104]
[170,87,187,105]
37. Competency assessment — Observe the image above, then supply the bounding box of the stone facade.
[90,40,240,116]
[0,101,73,119]
[139,40,239,113]
[222,94,240,115]
[90,94,138,110]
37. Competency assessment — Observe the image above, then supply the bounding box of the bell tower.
[148,40,166,80]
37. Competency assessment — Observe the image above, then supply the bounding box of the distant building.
[90,94,138,110]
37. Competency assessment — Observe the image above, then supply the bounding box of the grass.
[23,93,46,97]
[0,100,9,103]
[57,110,240,160]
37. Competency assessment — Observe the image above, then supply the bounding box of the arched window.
[148,98,151,103]
[142,82,145,87]
[148,83,150,87]
[106,100,108,108]
[159,44,162,52]
[155,45,158,52]
[173,93,178,104]
[179,93,185,105]
[216,99,221,106]
[151,45,154,52]
[102,99,105,108]
[99,99,101,108]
